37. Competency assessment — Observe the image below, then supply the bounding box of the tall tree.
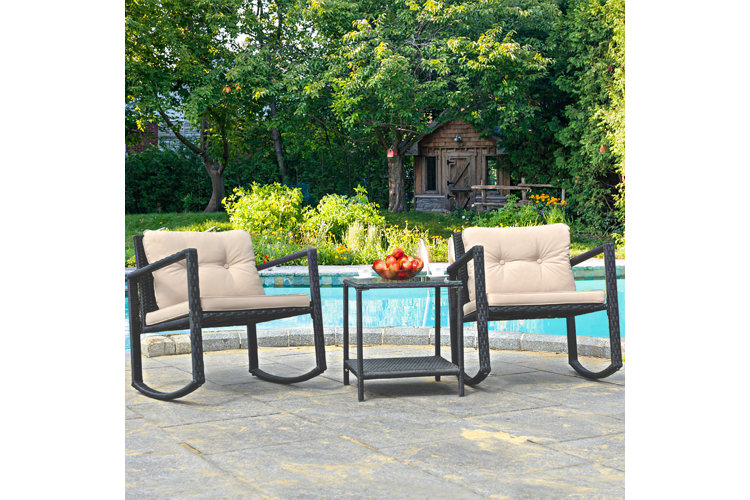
[309,0,551,211]
[229,0,320,184]
[551,0,625,232]
[126,0,243,211]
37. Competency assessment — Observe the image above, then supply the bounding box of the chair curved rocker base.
[250,366,325,384]
[461,368,490,387]
[131,378,204,401]
[246,321,327,385]
[568,359,622,380]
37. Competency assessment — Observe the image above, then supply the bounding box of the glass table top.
[343,275,462,288]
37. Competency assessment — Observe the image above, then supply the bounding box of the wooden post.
[561,188,565,202]
[521,177,527,204]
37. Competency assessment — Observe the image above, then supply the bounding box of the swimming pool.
[125,278,624,350]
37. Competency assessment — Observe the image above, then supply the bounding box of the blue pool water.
[125,279,624,350]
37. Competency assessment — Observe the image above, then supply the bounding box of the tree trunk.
[270,99,288,184]
[156,108,228,213]
[387,155,406,212]
[203,158,226,212]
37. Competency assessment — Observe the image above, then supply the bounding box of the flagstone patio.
[126,345,624,498]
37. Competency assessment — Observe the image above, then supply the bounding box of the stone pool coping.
[139,327,623,360]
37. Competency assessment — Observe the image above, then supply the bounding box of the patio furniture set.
[127,224,622,402]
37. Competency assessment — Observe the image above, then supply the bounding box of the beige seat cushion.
[142,230,265,311]
[463,290,605,315]
[461,224,577,302]
[145,294,311,326]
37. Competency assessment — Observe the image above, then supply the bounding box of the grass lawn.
[126,210,623,266]
[125,212,232,265]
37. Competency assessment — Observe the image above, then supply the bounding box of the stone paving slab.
[126,345,625,498]
[208,438,485,499]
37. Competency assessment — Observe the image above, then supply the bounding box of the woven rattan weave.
[127,235,327,400]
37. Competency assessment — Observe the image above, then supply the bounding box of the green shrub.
[545,205,567,225]
[327,222,448,265]
[223,183,303,236]
[301,186,385,240]
[341,222,388,264]
[126,145,210,213]
[250,232,307,266]
[474,194,569,228]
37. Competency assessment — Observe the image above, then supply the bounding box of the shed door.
[446,152,476,210]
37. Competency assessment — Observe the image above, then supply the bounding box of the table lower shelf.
[344,356,460,380]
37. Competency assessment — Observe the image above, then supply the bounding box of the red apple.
[401,260,413,271]
[392,248,405,259]
[397,270,409,279]
[372,260,386,273]
[385,255,397,267]
[388,260,400,273]
[385,268,397,279]
[413,258,423,271]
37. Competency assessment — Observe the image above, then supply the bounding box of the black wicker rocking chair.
[127,230,327,400]
[449,224,622,380]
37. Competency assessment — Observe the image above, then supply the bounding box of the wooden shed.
[407,119,509,212]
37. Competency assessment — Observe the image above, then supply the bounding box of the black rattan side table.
[342,276,465,402]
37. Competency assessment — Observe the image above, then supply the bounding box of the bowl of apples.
[372,248,424,280]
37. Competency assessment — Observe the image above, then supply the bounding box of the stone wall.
[415,195,446,212]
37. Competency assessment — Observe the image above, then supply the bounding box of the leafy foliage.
[126,0,251,210]
[550,0,625,233]
[126,145,209,213]
[468,193,568,228]
[301,186,386,240]
[125,204,622,267]
[222,183,304,235]
[310,0,553,210]
[125,0,625,236]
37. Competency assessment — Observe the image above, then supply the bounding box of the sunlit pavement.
[126,345,624,498]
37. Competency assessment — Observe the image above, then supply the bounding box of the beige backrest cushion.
[461,224,575,301]
[142,230,265,310]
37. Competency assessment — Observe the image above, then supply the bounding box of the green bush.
[301,186,385,240]
[223,183,303,236]
[472,194,568,229]
[126,145,210,213]
[126,142,282,214]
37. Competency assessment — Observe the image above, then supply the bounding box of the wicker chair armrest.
[571,243,618,306]
[570,244,610,267]
[258,248,321,304]
[257,249,313,270]
[127,248,195,282]
[446,245,483,277]
[127,248,202,328]
[446,244,487,307]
